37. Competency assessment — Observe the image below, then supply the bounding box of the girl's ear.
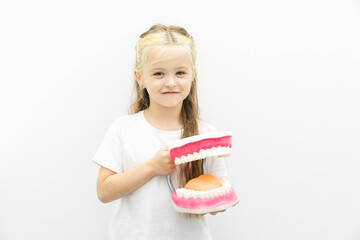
[134,70,142,84]
[134,70,145,89]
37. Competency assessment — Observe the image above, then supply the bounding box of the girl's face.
[135,45,195,111]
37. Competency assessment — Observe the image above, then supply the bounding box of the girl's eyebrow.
[150,67,165,71]
[150,66,190,71]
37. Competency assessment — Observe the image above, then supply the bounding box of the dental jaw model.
[167,132,239,214]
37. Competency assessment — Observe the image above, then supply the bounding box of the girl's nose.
[165,75,176,86]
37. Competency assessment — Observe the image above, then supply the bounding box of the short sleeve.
[92,119,123,173]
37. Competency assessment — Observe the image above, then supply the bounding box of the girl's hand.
[200,209,226,216]
[209,209,226,215]
[201,201,238,216]
[148,147,176,176]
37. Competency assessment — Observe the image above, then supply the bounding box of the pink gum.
[171,187,238,210]
[169,136,232,161]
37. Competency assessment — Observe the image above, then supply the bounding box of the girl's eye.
[176,71,185,75]
[154,72,163,76]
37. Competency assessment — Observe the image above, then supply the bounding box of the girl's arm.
[96,147,175,203]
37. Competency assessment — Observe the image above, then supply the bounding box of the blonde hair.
[129,24,204,207]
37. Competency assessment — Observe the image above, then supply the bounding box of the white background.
[1,0,360,239]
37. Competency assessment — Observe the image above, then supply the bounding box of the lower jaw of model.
[171,177,239,214]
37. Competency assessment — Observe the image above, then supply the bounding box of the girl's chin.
[158,103,184,109]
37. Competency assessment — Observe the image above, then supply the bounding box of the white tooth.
[202,191,207,199]
[215,146,222,155]
[193,191,199,198]
[214,189,219,197]
[184,190,190,199]
[220,147,227,155]
[203,149,210,157]
[184,189,189,196]
[183,189,188,197]
[202,191,208,199]
[207,189,212,198]
[210,148,215,155]
[214,147,220,155]
[194,191,199,198]
[221,188,226,195]
[200,149,207,158]
[176,189,183,198]
[187,153,195,162]
[188,190,193,198]
[182,189,187,197]
[211,189,216,197]
[219,188,224,196]
[216,188,221,196]
[208,190,213,198]
[221,188,226,196]
[192,152,201,160]
[227,147,232,154]
[203,191,210,198]
[212,148,217,156]
[209,147,216,156]
[191,190,197,198]
[181,155,188,163]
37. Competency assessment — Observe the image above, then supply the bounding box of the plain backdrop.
[1,0,360,239]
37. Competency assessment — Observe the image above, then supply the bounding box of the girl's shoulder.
[198,118,220,135]
[110,111,142,130]
[114,112,140,123]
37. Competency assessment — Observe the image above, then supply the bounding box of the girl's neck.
[144,106,184,131]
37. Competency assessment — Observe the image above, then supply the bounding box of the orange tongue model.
[184,174,223,191]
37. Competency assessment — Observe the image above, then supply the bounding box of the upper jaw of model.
[168,131,232,164]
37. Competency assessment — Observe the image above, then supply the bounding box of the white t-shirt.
[92,110,228,240]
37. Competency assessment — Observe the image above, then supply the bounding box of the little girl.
[93,24,228,240]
